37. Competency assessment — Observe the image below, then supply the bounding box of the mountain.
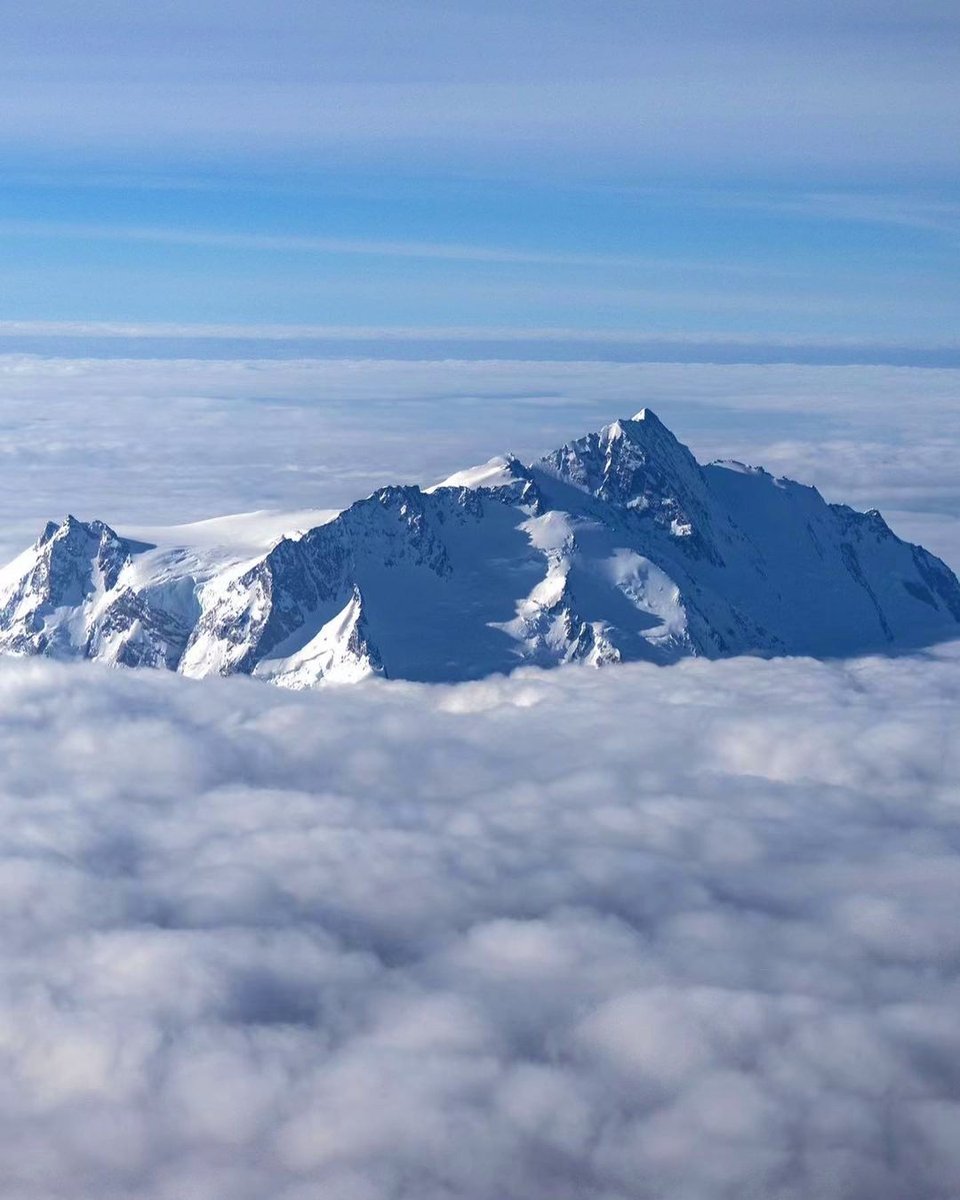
[1,410,958,686]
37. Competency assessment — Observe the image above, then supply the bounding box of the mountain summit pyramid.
[1,410,958,685]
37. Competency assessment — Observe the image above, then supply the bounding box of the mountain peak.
[42,514,121,545]
[630,407,662,424]
[535,410,709,543]
[598,409,666,441]
[1,412,959,684]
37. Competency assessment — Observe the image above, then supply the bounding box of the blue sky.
[1,0,958,351]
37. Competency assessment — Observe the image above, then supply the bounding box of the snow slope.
[1,410,957,685]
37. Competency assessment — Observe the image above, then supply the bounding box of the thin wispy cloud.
[2,3,957,177]
[0,2,956,335]
[682,190,960,244]
[0,219,796,273]
[4,321,958,347]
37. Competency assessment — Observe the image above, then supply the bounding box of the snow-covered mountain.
[2,410,958,686]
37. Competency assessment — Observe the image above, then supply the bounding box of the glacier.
[1,408,958,686]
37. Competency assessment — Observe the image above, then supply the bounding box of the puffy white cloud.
[0,645,958,1198]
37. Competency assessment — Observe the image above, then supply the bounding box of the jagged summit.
[1,413,958,686]
[536,409,711,551]
[597,414,668,450]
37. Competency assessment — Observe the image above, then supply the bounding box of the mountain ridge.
[1,410,958,686]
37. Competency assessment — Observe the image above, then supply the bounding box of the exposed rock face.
[2,409,958,686]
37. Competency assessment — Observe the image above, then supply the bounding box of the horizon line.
[0,322,958,368]
[1,320,959,350]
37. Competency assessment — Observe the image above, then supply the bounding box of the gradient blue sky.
[1,0,958,351]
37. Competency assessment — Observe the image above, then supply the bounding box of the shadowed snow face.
[0,647,958,1199]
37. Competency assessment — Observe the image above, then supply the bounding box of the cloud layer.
[3,1,957,178]
[1,646,959,1198]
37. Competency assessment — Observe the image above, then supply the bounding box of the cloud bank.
[0,646,959,1198]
